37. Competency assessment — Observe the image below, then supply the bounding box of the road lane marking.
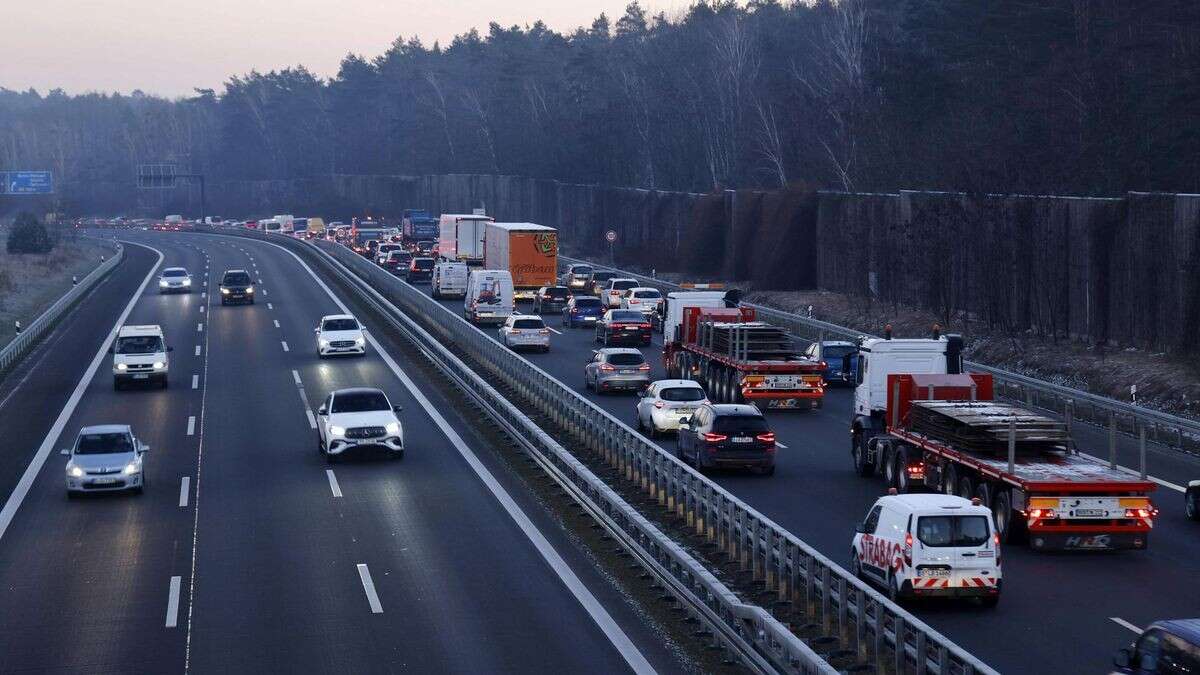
[166,576,182,627]
[201,292,206,299]
[292,369,302,385]
[179,477,190,507]
[267,303,273,310]
[356,564,383,614]
[191,374,199,389]
[262,289,268,296]
[273,320,280,328]
[281,341,289,352]
[0,241,163,544]
[777,441,789,449]
[547,326,562,334]
[196,322,203,332]
[1077,451,1185,493]
[199,305,204,313]
[1110,617,1143,634]
[186,416,196,436]
[326,469,342,497]
[305,409,317,429]
[194,345,201,357]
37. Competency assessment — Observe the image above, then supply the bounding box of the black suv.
[677,403,776,475]
[407,257,435,283]
[220,269,255,305]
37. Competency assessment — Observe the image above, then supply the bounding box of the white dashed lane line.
[1110,617,1143,634]
[196,323,203,332]
[274,320,280,329]
[326,469,342,498]
[194,345,201,357]
[165,576,182,628]
[186,416,196,436]
[179,477,190,508]
[191,374,199,390]
[356,564,383,614]
[281,341,289,353]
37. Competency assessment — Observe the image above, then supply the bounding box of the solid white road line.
[281,341,289,352]
[776,442,789,449]
[166,576,182,627]
[191,374,199,389]
[1110,617,1143,634]
[356,564,383,614]
[179,477,190,507]
[0,242,163,544]
[547,326,563,335]
[273,320,280,328]
[186,416,196,436]
[261,240,654,674]
[1077,451,1186,493]
[305,409,317,429]
[196,322,203,332]
[194,345,201,357]
[292,369,302,385]
[326,469,342,498]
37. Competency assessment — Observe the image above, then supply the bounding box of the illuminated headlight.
[159,279,169,287]
[245,286,254,293]
[152,361,166,370]
[385,422,401,435]
[116,363,128,371]
[319,339,330,348]
[67,463,83,478]
[182,278,191,285]
[220,288,231,295]
[329,426,346,437]
[123,461,140,475]
[355,337,365,346]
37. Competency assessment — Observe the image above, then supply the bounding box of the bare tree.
[420,71,457,164]
[462,87,498,173]
[752,98,787,187]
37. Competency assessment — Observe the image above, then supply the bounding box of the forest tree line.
[2,0,1199,204]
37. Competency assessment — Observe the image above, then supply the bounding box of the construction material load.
[699,321,798,361]
[908,401,1070,454]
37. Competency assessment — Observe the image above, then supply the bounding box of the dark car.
[587,270,618,296]
[677,403,776,475]
[415,240,436,255]
[804,340,859,384]
[383,250,412,276]
[219,269,255,305]
[533,286,570,314]
[595,309,652,346]
[1113,619,1200,674]
[562,296,605,328]
[407,257,435,283]
[363,239,380,258]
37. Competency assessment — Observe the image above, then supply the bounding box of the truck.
[438,213,493,264]
[662,294,825,410]
[849,333,1157,550]
[483,222,558,302]
[273,214,295,235]
[401,209,439,247]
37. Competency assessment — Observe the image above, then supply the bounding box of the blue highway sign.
[1,171,54,195]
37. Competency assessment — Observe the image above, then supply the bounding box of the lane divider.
[186,416,196,436]
[1110,617,1142,634]
[194,345,201,357]
[281,341,289,353]
[273,320,280,329]
[179,477,190,507]
[196,322,203,332]
[326,469,342,498]
[356,564,383,614]
[267,303,273,310]
[166,576,182,627]
[191,374,199,390]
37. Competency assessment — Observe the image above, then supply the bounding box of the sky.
[0,0,679,98]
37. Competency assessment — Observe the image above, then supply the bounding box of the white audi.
[316,388,404,461]
[315,314,366,357]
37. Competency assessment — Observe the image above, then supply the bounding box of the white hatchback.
[62,424,149,495]
[635,379,708,437]
[498,315,551,352]
[315,314,366,357]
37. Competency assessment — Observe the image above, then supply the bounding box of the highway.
[414,266,1200,674]
[0,232,690,674]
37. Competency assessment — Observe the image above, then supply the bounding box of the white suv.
[62,424,148,495]
[316,388,404,462]
[498,315,550,352]
[634,379,708,437]
[315,314,366,357]
[112,324,171,389]
[851,493,1001,607]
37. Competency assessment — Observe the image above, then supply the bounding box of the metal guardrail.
[0,240,123,374]
[561,256,1200,456]
[298,238,995,675]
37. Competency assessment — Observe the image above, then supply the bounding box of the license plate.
[1074,509,1106,517]
[133,374,149,380]
[768,376,801,388]
[732,437,753,444]
[92,479,117,485]
[919,568,950,577]
[621,369,635,374]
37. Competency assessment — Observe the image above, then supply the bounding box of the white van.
[432,261,470,299]
[464,269,514,324]
[112,324,172,389]
[851,493,1001,607]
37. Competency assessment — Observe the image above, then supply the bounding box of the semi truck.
[482,222,558,301]
[401,209,439,247]
[662,294,825,409]
[849,333,1157,550]
[438,213,493,264]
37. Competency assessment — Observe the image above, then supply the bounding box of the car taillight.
[629,299,640,304]
[653,401,665,409]
[1028,508,1058,520]
[994,533,1001,566]
[702,433,727,443]
[639,323,651,329]
[510,329,522,334]
[756,432,776,444]
[637,364,650,371]
[539,329,550,335]
[599,364,615,372]
[903,532,913,567]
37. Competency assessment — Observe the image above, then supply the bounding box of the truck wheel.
[942,464,958,495]
[957,475,975,501]
[729,371,744,403]
[1186,488,1200,521]
[895,447,912,493]
[852,433,875,477]
[975,481,993,510]
[992,488,1014,543]
[882,445,898,488]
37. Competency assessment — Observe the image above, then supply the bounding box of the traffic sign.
[0,171,53,195]
[605,230,617,243]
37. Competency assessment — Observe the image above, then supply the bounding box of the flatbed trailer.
[862,372,1156,550]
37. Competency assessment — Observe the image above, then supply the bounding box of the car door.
[318,394,333,443]
[856,505,884,579]
[638,383,657,427]
[585,353,598,385]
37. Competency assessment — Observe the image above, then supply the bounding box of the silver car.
[561,263,593,291]
[62,424,148,495]
[584,348,651,394]
[499,315,551,352]
[158,267,192,293]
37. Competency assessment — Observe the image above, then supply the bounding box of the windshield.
[115,335,163,354]
[609,311,644,322]
[574,298,602,308]
[572,266,593,276]
[323,319,359,331]
[413,259,434,269]
[544,287,569,298]
[76,432,134,455]
[661,387,705,402]
[162,269,188,277]
[223,273,251,286]
[607,353,645,366]
[712,416,769,435]
[632,290,660,299]
[612,280,638,291]
[331,391,391,413]
[916,515,990,547]
[513,319,544,329]
[822,345,856,360]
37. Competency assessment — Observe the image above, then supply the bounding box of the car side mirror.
[108,345,115,354]
[393,404,403,413]
[1113,648,1132,669]
[140,445,151,454]
[855,523,868,534]
[317,405,327,416]
[60,448,70,456]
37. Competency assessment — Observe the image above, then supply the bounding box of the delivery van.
[464,269,514,324]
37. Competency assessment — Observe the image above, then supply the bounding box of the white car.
[112,324,172,389]
[621,287,662,316]
[158,267,192,293]
[851,493,1001,607]
[498,315,551,352]
[635,379,708,437]
[315,314,366,357]
[604,278,641,308]
[62,424,148,495]
[316,388,404,461]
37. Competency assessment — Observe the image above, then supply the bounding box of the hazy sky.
[0,0,678,98]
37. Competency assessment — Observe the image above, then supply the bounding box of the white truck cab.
[112,324,171,389]
[661,291,729,344]
[852,492,1000,606]
[852,333,964,421]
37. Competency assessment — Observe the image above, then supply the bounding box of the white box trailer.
[438,214,493,264]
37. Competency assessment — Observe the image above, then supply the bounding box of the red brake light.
[599,364,615,372]
[702,432,728,443]
[637,364,650,371]
[993,532,1001,565]
[756,432,776,444]
[639,323,651,329]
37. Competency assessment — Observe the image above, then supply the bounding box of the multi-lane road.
[0,232,691,674]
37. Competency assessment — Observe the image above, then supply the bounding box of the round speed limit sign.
[605,230,617,243]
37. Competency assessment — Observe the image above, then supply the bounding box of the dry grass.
[0,236,113,347]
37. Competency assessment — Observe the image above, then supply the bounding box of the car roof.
[630,287,660,293]
[161,267,188,273]
[117,324,163,337]
[821,340,856,348]
[223,268,249,275]
[652,379,703,388]
[876,494,987,513]
[331,387,387,397]
[597,347,642,355]
[320,314,356,322]
[79,424,131,435]
[707,404,763,417]
[610,278,639,283]
[1149,620,1200,643]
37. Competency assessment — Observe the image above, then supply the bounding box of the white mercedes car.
[316,388,404,461]
[315,314,367,357]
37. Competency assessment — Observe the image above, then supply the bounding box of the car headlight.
[153,361,165,369]
[67,463,83,478]
[116,363,128,371]
[123,461,140,475]
[329,426,346,437]
[159,279,169,287]
[385,422,401,435]
[355,337,365,346]
[245,286,254,293]
[319,339,330,347]
[220,287,231,294]
[182,278,191,285]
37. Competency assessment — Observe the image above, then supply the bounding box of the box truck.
[438,214,493,264]
[483,222,558,301]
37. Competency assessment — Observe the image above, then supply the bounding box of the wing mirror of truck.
[1112,648,1132,669]
[854,523,868,534]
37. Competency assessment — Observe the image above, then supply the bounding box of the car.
[561,263,594,291]
[383,250,412,276]
[432,261,470,299]
[1113,619,1200,674]
[532,286,570,314]
[315,387,405,462]
[415,240,436,255]
[219,269,255,304]
[851,493,1001,606]
[595,309,652,346]
[584,348,651,394]
[315,314,366,357]
[1187,480,1200,521]
[804,340,858,384]
[676,403,776,475]
[363,239,380,258]
[112,324,172,389]
[375,242,404,265]
[158,267,192,293]
[603,278,641,308]
[498,315,551,352]
[407,257,435,283]
[635,379,708,437]
[62,424,148,495]
[621,287,662,317]
[562,295,605,328]
[587,270,618,296]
